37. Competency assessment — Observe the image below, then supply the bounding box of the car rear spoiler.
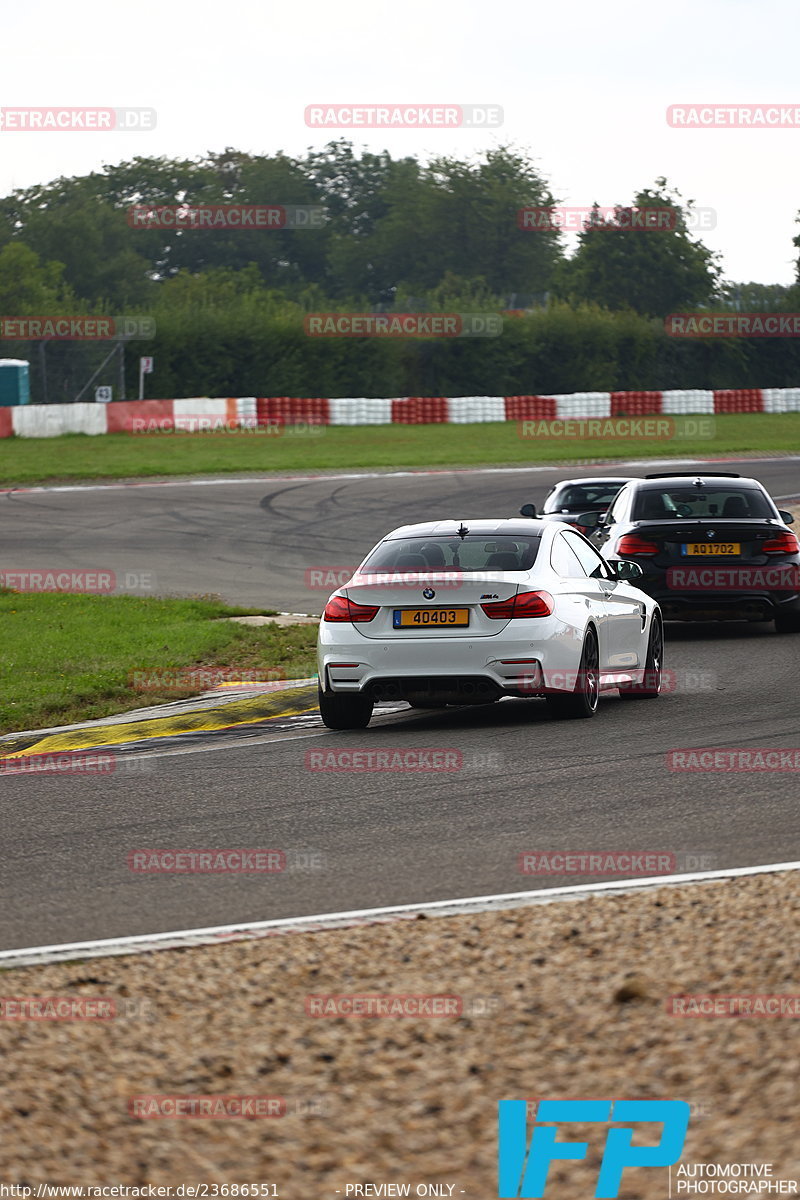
[644,471,741,479]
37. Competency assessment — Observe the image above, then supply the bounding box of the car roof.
[550,476,635,486]
[384,518,551,539]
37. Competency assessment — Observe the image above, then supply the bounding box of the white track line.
[1,860,797,968]
[3,456,799,495]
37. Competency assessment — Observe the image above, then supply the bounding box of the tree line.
[0,142,798,400]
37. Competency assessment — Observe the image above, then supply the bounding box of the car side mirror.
[576,510,605,529]
[778,509,795,524]
[614,559,644,581]
[520,503,537,518]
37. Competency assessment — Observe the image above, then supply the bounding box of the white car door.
[563,530,645,671]
[549,530,610,672]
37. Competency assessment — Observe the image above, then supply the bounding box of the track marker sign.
[138,355,153,400]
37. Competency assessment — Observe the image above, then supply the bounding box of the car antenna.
[456,522,469,540]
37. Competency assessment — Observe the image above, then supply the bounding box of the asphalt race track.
[4,457,800,611]
[2,457,799,950]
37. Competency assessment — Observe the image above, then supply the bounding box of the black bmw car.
[577,472,800,632]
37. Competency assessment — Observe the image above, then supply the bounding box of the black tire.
[619,616,663,699]
[545,627,599,720]
[318,687,373,730]
[775,612,800,634]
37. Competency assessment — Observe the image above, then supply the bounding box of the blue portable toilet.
[0,360,31,406]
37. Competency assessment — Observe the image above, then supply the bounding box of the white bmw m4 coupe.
[316,518,663,728]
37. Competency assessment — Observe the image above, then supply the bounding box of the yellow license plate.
[393,607,469,628]
[682,543,741,556]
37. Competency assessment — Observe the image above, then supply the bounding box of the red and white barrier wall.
[1,388,799,437]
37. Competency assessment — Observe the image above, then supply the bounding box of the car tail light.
[762,532,800,554]
[481,590,554,619]
[616,534,660,555]
[323,595,379,623]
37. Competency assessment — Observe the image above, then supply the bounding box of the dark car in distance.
[520,477,634,533]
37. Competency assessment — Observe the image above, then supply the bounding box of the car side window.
[551,532,588,576]
[563,531,613,579]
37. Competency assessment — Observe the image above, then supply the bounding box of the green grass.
[0,591,318,734]
[1,414,799,486]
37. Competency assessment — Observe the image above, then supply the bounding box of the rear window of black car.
[362,534,542,573]
[632,487,774,521]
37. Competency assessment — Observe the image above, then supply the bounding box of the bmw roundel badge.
[423,587,435,599]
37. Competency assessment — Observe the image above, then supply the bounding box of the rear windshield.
[632,486,774,521]
[362,534,542,573]
[544,482,627,513]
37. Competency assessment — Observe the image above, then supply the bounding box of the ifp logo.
[498,1099,690,1198]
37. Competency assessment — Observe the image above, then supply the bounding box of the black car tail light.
[616,534,660,555]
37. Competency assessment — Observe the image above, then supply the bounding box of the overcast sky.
[2,0,798,284]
